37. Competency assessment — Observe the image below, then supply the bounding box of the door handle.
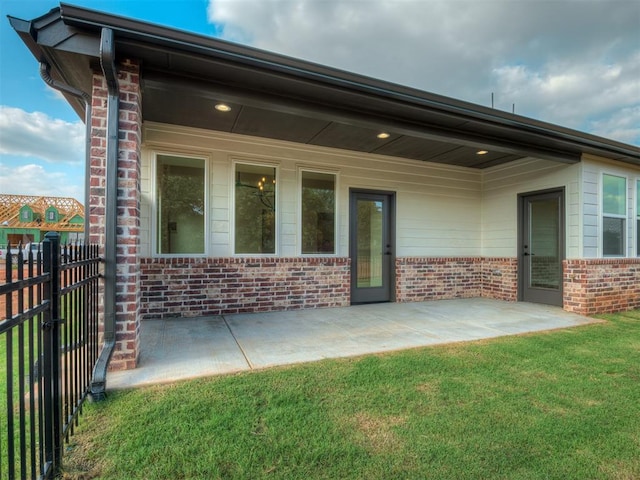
[523,252,535,256]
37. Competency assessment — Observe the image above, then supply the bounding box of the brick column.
[89,59,142,370]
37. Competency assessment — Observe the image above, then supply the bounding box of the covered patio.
[107,298,598,389]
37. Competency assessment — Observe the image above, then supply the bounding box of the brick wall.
[395,257,482,302]
[395,257,518,303]
[140,256,521,319]
[481,257,518,301]
[90,60,142,370]
[140,257,350,319]
[564,259,640,315]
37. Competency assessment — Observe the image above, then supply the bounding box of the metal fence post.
[42,231,62,476]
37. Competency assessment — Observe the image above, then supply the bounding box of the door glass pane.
[357,199,383,288]
[529,198,560,289]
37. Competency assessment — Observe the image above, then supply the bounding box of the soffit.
[140,70,553,168]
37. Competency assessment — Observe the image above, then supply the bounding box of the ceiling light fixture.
[476,150,489,155]
[377,132,390,139]
[215,103,232,112]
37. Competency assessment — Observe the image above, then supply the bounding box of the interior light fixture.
[476,150,489,155]
[215,103,232,112]
[377,132,390,139]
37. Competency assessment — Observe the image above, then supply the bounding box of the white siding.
[210,154,230,257]
[141,123,639,261]
[582,168,599,257]
[481,158,581,258]
[142,122,482,257]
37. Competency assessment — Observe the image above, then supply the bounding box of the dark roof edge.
[17,4,640,163]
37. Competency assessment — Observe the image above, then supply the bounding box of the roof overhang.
[9,3,640,169]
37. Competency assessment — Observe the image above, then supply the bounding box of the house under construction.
[0,194,85,248]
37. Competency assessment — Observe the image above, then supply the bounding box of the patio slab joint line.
[222,315,254,369]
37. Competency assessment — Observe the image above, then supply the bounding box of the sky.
[0,0,639,204]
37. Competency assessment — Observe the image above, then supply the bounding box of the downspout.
[89,27,119,401]
[39,63,91,240]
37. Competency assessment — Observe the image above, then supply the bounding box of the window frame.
[151,151,209,258]
[232,159,279,256]
[601,173,627,258]
[298,167,338,256]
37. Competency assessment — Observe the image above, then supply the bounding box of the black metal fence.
[1,233,101,479]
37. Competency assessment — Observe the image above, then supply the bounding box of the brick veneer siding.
[90,60,142,370]
[140,257,351,319]
[564,259,640,315]
[395,257,518,303]
[395,257,482,302]
[481,257,518,301]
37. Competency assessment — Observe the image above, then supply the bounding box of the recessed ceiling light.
[377,132,390,139]
[215,103,232,112]
[476,150,489,155]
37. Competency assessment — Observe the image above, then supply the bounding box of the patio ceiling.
[10,3,640,169]
[141,70,525,168]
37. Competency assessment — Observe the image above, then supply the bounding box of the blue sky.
[0,0,220,202]
[1,0,639,204]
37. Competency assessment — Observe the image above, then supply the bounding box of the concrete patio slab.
[107,316,250,388]
[107,298,598,390]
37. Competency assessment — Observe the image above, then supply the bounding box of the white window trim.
[231,158,280,257]
[151,150,210,258]
[601,172,627,258]
[298,166,339,257]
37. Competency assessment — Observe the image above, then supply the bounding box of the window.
[301,171,336,254]
[46,208,58,222]
[235,163,276,254]
[637,179,640,256]
[602,174,626,256]
[155,154,205,255]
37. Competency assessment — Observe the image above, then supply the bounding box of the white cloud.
[206,0,640,146]
[0,162,84,202]
[0,106,85,165]
[588,106,640,145]
[491,51,640,139]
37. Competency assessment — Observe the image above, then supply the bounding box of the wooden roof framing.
[0,194,84,232]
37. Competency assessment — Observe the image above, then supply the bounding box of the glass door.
[520,190,564,306]
[350,191,394,304]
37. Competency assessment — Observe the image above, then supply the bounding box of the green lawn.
[63,311,640,480]
[1,317,45,479]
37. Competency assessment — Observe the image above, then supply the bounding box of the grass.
[59,310,640,479]
[1,316,45,480]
